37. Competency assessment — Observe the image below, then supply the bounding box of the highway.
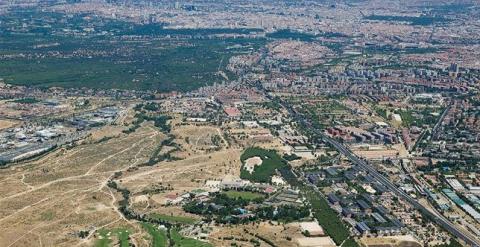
[321,133,480,247]
[431,103,452,140]
[411,103,451,153]
[250,77,480,245]
[275,96,480,247]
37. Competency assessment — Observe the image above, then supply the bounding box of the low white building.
[271,175,287,186]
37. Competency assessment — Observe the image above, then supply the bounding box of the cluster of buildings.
[1,0,480,245]
[442,175,480,224]
[0,125,81,163]
[0,106,119,164]
[424,99,480,160]
[162,175,299,212]
[326,126,398,145]
[303,161,451,243]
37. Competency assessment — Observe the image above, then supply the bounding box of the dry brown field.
[0,123,164,247]
[0,115,253,246]
[208,222,303,247]
[0,119,19,130]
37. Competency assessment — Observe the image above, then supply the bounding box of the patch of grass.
[341,238,360,247]
[374,106,388,119]
[116,229,130,247]
[94,228,131,247]
[397,109,420,127]
[39,210,55,221]
[11,98,40,104]
[95,229,112,247]
[150,213,198,225]
[240,147,288,183]
[222,190,265,200]
[170,228,212,247]
[141,223,168,247]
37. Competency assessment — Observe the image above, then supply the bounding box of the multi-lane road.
[277,96,480,247]
[253,78,479,245]
[321,133,480,247]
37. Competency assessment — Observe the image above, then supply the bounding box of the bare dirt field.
[209,221,303,247]
[360,235,422,247]
[0,117,248,247]
[0,119,19,130]
[172,123,228,156]
[0,124,164,247]
[351,144,407,160]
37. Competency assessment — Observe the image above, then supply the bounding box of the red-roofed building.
[165,193,178,200]
[224,107,241,118]
[264,187,276,194]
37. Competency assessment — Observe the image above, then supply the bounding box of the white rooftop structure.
[391,113,402,123]
[446,178,465,191]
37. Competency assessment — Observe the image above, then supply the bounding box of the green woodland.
[240,147,289,183]
[0,9,265,92]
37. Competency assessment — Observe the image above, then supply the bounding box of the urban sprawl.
[0,1,479,247]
